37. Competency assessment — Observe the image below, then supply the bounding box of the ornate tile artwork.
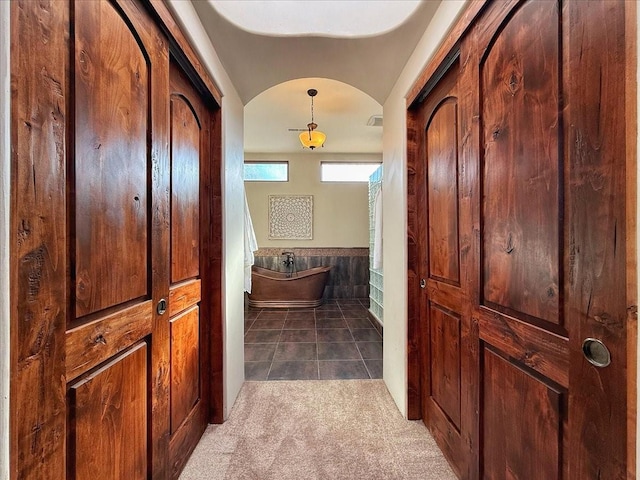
[268,195,313,240]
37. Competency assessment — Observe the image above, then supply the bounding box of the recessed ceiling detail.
[191,0,442,104]
[209,0,421,38]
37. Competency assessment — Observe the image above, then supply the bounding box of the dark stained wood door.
[10,0,223,478]
[410,61,477,477]
[64,0,169,478]
[474,2,567,477]
[408,0,635,478]
[167,60,213,479]
[69,344,149,479]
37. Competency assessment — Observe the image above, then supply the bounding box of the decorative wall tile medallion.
[268,195,313,240]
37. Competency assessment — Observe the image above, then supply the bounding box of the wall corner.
[1,1,10,478]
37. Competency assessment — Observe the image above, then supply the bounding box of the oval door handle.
[582,338,611,368]
[420,279,426,289]
[157,298,168,315]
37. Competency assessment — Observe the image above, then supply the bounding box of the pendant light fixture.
[299,89,326,150]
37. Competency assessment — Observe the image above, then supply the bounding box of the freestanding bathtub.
[248,265,331,308]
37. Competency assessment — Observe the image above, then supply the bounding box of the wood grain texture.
[71,2,172,479]
[482,347,562,480]
[170,306,200,434]
[148,34,171,480]
[169,279,201,317]
[406,106,422,421]
[168,60,213,477]
[456,27,481,480]
[624,3,638,477]
[566,1,633,477]
[429,304,461,429]
[171,94,200,284]
[146,0,222,106]
[481,0,561,326]
[410,58,477,477]
[426,279,466,314]
[423,398,464,479]
[10,0,224,478]
[203,79,223,426]
[10,1,68,478]
[408,1,634,478]
[66,301,153,380]
[478,307,569,388]
[407,0,489,107]
[427,99,460,285]
[472,3,568,478]
[168,399,208,479]
[74,0,149,317]
[69,343,148,480]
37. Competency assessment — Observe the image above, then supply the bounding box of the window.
[244,162,288,182]
[321,162,382,182]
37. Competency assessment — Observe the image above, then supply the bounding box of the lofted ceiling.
[244,78,383,154]
[190,1,443,154]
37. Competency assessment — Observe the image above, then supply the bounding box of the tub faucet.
[281,251,295,267]
[281,251,296,277]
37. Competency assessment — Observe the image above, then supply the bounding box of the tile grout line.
[245,301,379,381]
[264,308,285,380]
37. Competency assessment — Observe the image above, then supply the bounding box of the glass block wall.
[368,165,383,324]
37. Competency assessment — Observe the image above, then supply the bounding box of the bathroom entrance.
[242,78,384,380]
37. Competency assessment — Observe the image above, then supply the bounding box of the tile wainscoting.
[253,248,369,299]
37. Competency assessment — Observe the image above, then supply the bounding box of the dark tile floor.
[244,298,383,381]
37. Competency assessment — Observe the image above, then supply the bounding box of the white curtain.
[244,192,258,293]
[372,187,383,270]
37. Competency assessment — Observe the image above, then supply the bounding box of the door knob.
[157,298,168,315]
[420,279,426,289]
[582,338,611,367]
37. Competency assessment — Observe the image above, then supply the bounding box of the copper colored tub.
[248,265,331,308]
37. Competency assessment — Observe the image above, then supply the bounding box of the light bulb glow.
[299,129,326,149]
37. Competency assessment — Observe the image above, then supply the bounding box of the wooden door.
[473,2,567,477]
[64,0,169,478]
[167,60,212,479]
[408,0,635,478]
[410,61,476,477]
[10,0,224,478]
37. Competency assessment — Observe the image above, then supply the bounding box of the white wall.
[381,0,467,417]
[245,153,380,248]
[167,1,245,419]
[1,0,9,477]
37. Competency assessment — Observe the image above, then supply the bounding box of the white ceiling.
[244,78,383,154]
[190,1,442,154]
[210,0,422,38]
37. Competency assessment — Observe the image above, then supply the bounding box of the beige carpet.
[179,380,457,480]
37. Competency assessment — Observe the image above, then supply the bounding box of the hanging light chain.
[310,94,314,125]
[300,88,325,149]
